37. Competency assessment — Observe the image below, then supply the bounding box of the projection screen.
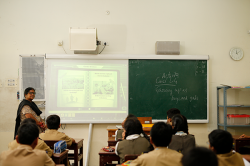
[46,58,128,123]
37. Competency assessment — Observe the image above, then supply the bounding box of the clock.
[229,47,244,61]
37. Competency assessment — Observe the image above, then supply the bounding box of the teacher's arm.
[25,113,41,125]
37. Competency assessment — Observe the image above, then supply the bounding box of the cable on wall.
[99,42,106,54]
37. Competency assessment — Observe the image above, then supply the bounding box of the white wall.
[0,0,250,166]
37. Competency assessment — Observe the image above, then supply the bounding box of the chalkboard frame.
[43,54,209,123]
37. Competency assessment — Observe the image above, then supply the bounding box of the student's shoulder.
[166,148,183,157]
[57,131,70,138]
[33,149,48,157]
[8,140,19,150]
[172,134,195,139]
[0,150,12,160]
[36,139,47,148]
[117,139,128,146]
[39,132,45,137]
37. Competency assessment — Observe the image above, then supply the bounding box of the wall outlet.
[5,79,17,87]
[103,42,109,46]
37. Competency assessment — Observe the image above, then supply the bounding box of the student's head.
[172,114,188,134]
[122,114,137,128]
[150,122,172,147]
[124,118,143,139]
[16,123,39,148]
[208,129,233,154]
[166,108,180,124]
[21,118,36,125]
[181,147,218,166]
[46,115,61,130]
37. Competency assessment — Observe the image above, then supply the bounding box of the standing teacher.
[14,87,45,139]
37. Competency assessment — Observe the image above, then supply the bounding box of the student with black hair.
[8,118,53,157]
[166,108,180,125]
[0,123,55,166]
[181,147,218,166]
[115,114,137,141]
[168,114,195,154]
[209,129,249,166]
[115,118,151,163]
[130,122,182,166]
[39,115,75,147]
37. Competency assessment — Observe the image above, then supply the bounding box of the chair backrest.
[124,154,140,162]
[137,117,152,124]
[44,140,60,149]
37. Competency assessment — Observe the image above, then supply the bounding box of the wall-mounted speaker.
[155,41,180,55]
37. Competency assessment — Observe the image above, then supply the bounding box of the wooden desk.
[107,126,151,138]
[68,139,84,166]
[108,137,118,146]
[53,149,69,166]
[99,146,120,166]
[44,138,83,166]
[233,135,250,153]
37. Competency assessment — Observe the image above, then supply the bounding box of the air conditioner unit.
[69,27,99,54]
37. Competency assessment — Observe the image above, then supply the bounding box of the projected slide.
[46,59,128,123]
[57,70,118,108]
[57,70,86,107]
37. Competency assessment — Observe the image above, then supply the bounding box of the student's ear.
[150,137,156,149]
[122,118,126,128]
[58,124,61,129]
[209,144,216,153]
[16,135,19,143]
[150,137,153,145]
[167,118,172,125]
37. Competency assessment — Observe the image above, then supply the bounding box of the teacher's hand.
[240,134,249,138]
[39,122,46,131]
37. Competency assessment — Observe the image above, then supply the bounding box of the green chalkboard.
[129,59,207,120]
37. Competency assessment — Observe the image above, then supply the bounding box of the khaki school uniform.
[8,139,53,157]
[217,151,245,166]
[116,135,151,163]
[0,144,55,166]
[168,134,195,154]
[39,129,73,147]
[130,147,183,166]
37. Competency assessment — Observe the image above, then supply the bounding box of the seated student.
[8,118,53,157]
[168,114,195,154]
[119,115,154,151]
[181,147,218,166]
[115,114,137,141]
[39,115,75,147]
[115,119,151,163]
[130,122,183,166]
[166,108,181,125]
[0,123,55,166]
[209,129,250,166]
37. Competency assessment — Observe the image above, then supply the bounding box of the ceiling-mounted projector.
[69,27,100,54]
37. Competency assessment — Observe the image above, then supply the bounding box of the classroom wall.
[0,0,250,165]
